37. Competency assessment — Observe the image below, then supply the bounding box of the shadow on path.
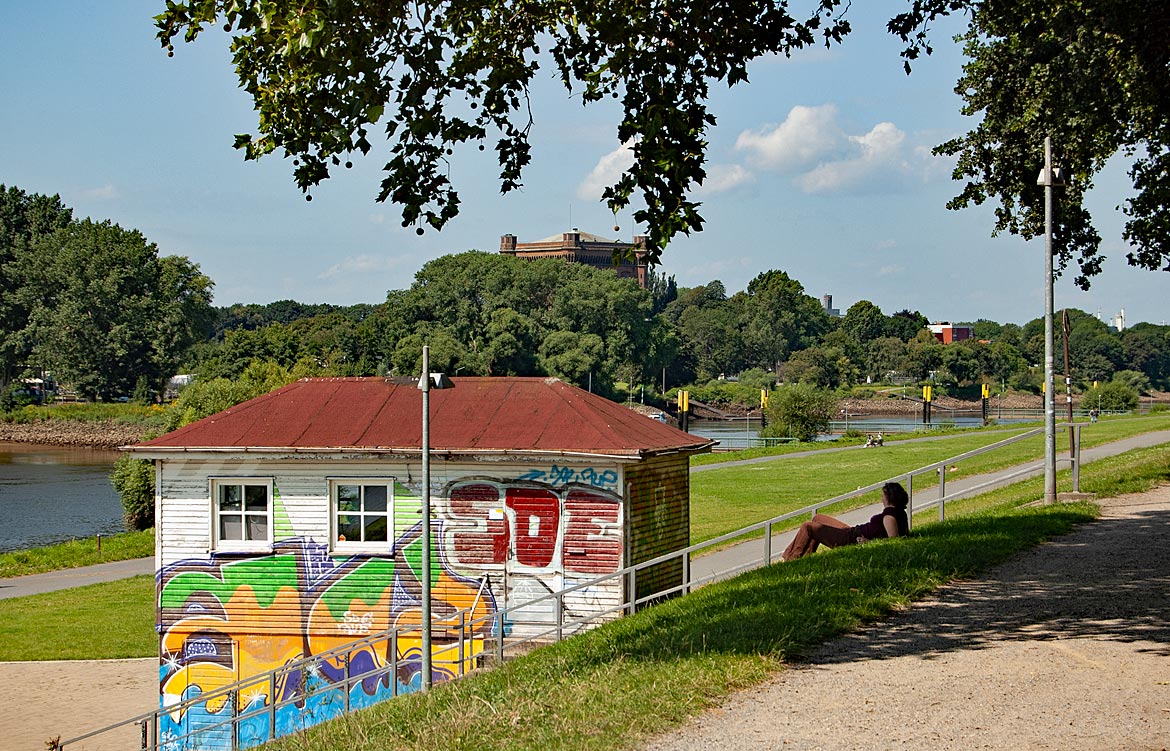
[809,500,1170,666]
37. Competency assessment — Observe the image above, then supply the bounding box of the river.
[0,443,124,553]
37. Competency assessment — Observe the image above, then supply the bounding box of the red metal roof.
[133,377,714,459]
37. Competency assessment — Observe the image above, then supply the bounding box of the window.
[212,479,272,550]
[332,480,394,552]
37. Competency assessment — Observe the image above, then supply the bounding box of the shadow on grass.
[542,502,1170,674]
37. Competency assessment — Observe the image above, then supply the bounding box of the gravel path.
[645,487,1170,751]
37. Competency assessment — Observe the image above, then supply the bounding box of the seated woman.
[780,482,910,562]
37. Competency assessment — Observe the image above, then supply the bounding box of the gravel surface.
[644,487,1170,751]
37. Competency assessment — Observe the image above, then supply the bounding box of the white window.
[212,479,273,550]
[331,480,395,552]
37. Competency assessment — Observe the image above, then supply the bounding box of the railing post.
[495,610,505,664]
[682,550,691,595]
[626,569,637,615]
[458,612,466,675]
[1072,424,1082,493]
[269,674,277,743]
[938,467,946,522]
[391,631,399,697]
[343,653,351,712]
[906,474,914,532]
[229,689,238,751]
[764,521,772,565]
[140,718,148,751]
[556,590,564,642]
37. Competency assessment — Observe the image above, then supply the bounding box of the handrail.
[60,423,1084,751]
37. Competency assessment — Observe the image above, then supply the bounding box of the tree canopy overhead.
[891,0,1170,287]
[155,0,851,261]
[158,1,1170,284]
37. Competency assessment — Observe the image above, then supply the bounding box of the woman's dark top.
[853,506,909,541]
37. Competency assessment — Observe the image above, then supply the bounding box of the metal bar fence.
[60,424,1085,751]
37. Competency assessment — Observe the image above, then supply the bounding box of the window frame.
[210,477,274,552]
[329,478,397,554]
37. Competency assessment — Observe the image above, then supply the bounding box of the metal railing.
[60,424,1084,751]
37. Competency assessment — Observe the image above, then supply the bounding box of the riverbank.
[0,420,150,448]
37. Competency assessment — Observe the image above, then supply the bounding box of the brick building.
[499,230,650,287]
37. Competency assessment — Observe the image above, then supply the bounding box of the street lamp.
[418,345,454,690]
[1036,136,1066,503]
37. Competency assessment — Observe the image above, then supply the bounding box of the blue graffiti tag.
[517,465,618,490]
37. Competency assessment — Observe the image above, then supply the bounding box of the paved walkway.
[0,556,154,600]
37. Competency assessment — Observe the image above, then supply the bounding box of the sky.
[1,3,1166,327]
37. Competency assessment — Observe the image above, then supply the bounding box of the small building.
[821,294,841,318]
[128,377,711,742]
[499,230,650,287]
[928,322,974,344]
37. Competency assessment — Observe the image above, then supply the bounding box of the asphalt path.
[2,428,1168,600]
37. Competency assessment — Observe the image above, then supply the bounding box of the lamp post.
[417,345,454,689]
[1037,136,1065,504]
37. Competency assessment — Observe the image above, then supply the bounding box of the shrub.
[762,383,836,442]
[111,453,155,531]
[1082,381,1139,412]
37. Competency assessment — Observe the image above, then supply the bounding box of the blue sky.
[2,2,1165,327]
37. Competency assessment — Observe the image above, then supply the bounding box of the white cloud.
[80,184,119,200]
[318,254,406,279]
[736,107,952,194]
[734,105,846,171]
[695,164,752,196]
[878,265,903,276]
[876,239,898,250]
[797,121,908,193]
[577,141,636,201]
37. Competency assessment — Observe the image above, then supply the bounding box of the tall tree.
[0,185,73,390]
[739,270,829,371]
[893,0,1170,286]
[20,220,213,400]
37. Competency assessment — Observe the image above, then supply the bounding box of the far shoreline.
[0,421,151,450]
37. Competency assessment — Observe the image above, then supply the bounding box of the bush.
[1082,381,1139,412]
[111,453,155,531]
[762,383,836,442]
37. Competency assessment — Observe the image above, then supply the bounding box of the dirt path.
[0,658,156,751]
[645,487,1170,751]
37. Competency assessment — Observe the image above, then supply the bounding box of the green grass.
[0,401,168,427]
[0,529,155,579]
[690,413,1170,542]
[0,575,157,661]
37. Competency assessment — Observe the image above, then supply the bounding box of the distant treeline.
[5,184,1169,413]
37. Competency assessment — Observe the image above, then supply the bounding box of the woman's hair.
[882,482,910,510]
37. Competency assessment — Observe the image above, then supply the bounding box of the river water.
[0,443,124,553]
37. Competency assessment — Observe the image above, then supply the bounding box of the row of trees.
[181,250,1169,408]
[0,186,214,402]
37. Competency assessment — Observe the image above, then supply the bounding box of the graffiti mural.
[157,527,494,750]
[156,475,624,749]
[442,481,622,574]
